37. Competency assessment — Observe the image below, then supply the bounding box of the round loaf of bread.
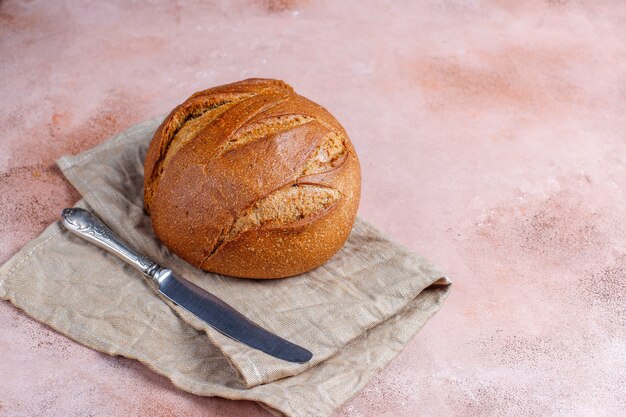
[144,79,361,278]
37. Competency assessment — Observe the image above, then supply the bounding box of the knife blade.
[61,207,312,364]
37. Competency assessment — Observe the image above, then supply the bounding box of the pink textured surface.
[1,0,625,415]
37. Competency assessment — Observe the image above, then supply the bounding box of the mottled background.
[1,0,625,416]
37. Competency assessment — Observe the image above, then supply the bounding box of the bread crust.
[144,78,361,278]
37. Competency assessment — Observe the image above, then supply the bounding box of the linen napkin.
[0,116,450,417]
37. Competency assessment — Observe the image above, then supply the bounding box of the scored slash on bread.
[144,78,361,279]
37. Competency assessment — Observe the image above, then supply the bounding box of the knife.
[60,207,312,364]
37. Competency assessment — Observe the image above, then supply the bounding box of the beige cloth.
[0,117,450,417]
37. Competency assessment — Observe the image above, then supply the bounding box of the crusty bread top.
[143,78,359,272]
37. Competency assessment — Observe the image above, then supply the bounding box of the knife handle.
[60,207,166,283]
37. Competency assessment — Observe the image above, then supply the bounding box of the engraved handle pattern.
[61,207,164,281]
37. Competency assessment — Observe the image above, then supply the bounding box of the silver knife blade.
[60,207,312,364]
[156,269,313,363]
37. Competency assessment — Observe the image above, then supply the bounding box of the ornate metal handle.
[61,207,165,282]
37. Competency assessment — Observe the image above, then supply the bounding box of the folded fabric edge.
[0,221,63,298]
[333,287,450,417]
[263,283,452,417]
[223,252,448,389]
[431,276,453,286]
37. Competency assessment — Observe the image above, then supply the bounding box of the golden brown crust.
[144,78,361,278]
